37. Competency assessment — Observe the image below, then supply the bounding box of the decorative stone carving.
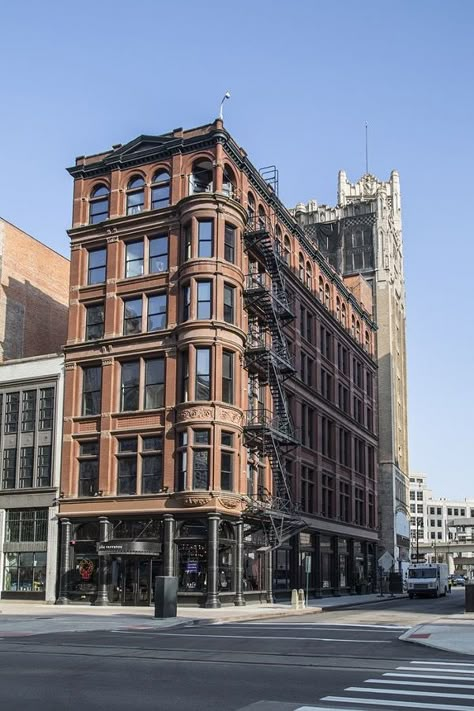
[177,407,213,422]
[218,496,239,509]
[217,407,243,425]
[178,495,211,508]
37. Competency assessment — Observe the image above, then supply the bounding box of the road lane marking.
[156,632,387,642]
[347,686,474,700]
[386,673,474,682]
[397,666,474,674]
[322,696,473,709]
[369,678,474,689]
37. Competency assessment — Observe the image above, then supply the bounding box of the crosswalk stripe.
[322,696,474,709]
[396,666,474,674]
[346,686,474,700]
[411,661,474,667]
[369,678,474,689]
[386,672,474,682]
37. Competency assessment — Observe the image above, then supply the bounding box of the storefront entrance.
[119,558,162,606]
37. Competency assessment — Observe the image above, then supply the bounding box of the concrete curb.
[314,593,408,613]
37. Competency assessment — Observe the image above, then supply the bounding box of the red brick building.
[57,120,378,607]
[0,218,69,361]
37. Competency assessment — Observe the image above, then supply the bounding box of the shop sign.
[185,561,199,573]
[97,540,162,556]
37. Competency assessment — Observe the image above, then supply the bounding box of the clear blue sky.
[0,0,472,499]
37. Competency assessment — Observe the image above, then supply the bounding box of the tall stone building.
[293,171,410,570]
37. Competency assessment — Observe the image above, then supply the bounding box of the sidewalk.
[0,592,406,636]
[400,614,474,656]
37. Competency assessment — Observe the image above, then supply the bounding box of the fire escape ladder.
[242,216,305,550]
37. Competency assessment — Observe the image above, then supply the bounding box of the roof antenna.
[365,121,369,174]
[219,91,231,121]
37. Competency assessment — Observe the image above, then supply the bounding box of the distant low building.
[409,473,474,574]
[0,354,64,601]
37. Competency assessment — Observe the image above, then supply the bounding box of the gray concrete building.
[0,354,64,602]
[292,171,410,570]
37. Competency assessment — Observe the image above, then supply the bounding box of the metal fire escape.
[243,216,306,551]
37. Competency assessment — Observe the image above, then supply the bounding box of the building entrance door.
[121,558,162,606]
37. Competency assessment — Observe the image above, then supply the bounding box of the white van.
[407,563,449,599]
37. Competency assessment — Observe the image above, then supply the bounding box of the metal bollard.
[291,588,299,609]
[298,589,305,609]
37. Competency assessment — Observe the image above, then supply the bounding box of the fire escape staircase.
[242,217,306,551]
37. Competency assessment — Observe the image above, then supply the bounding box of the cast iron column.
[163,514,176,576]
[332,536,340,595]
[233,517,245,606]
[205,513,221,608]
[314,533,322,598]
[56,518,72,605]
[264,549,274,603]
[95,516,112,606]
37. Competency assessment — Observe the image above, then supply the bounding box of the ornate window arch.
[89,184,109,224]
[190,158,213,194]
[318,276,324,302]
[151,169,170,209]
[283,235,291,264]
[341,302,347,328]
[336,296,341,321]
[305,260,312,289]
[222,164,236,199]
[126,175,145,215]
[324,283,330,309]
[298,253,305,281]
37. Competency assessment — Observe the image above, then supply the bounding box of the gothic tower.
[293,171,410,569]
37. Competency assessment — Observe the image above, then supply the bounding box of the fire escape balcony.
[243,408,297,450]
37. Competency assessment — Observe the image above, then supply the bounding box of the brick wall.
[0,219,70,360]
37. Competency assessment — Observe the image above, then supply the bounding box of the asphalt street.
[0,594,469,711]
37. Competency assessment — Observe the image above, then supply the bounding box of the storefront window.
[3,551,47,592]
[244,528,265,591]
[339,538,348,588]
[320,535,333,589]
[69,542,99,601]
[178,543,207,592]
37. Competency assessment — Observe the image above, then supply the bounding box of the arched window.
[258,205,266,230]
[222,165,236,199]
[356,320,361,341]
[341,303,347,329]
[298,253,305,281]
[318,277,324,302]
[305,261,312,289]
[89,184,109,224]
[336,297,341,322]
[351,315,356,337]
[126,176,145,215]
[283,236,291,265]
[365,330,370,353]
[151,170,170,209]
[325,284,330,309]
[190,159,213,194]
[247,192,256,222]
[275,225,282,258]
